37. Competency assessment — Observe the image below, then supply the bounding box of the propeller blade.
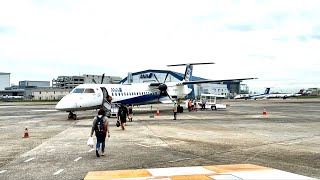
[101,73,105,84]
[153,74,160,83]
[163,72,169,83]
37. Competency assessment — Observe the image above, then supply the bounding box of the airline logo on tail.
[184,65,193,82]
[264,88,271,95]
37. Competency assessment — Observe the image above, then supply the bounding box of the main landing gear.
[68,112,77,120]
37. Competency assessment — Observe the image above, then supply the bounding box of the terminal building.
[120,70,241,99]
[0,72,10,90]
[52,74,122,89]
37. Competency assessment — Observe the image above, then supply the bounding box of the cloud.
[0,26,14,33]
[0,0,319,92]
[226,24,255,32]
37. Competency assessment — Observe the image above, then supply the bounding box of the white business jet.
[56,63,256,119]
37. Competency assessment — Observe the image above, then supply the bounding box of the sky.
[0,0,319,93]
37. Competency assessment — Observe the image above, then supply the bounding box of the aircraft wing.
[176,78,257,85]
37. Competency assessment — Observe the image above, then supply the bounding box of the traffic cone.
[23,128,29,138]
[156,108,160,116]
[262,107,267,116]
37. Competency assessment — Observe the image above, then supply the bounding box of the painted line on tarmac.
[31,109,58,112]
[74,157,82,162]
[186,115,200,119]
[0,170,7,174]
[88,149,95,152]
[136,143,151,148]
[47,149,55,153]
[77,138,82,140]
[24,157,35,163]
[177,132,187,135]
[53,169,64,175]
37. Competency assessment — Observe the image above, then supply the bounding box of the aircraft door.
[100,87,112,103]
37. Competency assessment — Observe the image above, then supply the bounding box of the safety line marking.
[74,157,82,162]
[0,170,7,174]
[53,169,64,175]
[24,157,35,163]
[47,149,55,152]
[136,143,151,148]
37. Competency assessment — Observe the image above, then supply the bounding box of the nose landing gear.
[68,112,77,120]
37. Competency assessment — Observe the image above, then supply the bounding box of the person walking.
[118,104,129,130]
[128,104,133,122]
[90,109,110,157]
[173,101,178,120]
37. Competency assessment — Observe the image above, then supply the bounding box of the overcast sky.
[1,0,319,93]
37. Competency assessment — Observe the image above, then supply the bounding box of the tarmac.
[0,98,319,180]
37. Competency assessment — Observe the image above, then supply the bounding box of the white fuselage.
[56,83,191,112]
[267,93,301,99]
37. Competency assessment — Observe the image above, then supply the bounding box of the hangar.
[119,70,240,99]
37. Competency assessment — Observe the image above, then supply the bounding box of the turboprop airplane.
[266,90,302,99]
[234,88,270,100]
[56,62,257,119]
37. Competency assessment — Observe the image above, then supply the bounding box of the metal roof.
[119,69,207,83]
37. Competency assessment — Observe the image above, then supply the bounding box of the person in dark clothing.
[128,104,133,121]
[117,104,129,130]
[90,109,110,157]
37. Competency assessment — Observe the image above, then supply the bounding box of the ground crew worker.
[188,100,192,112]
[173,101,178,120]
[90,109,110,157]
[201,98,206,110]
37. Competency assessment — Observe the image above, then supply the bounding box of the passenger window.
[84,88,95,93]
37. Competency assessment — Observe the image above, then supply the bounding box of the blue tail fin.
[167,62,214,82]
[183,65,193,82]
[264,88,270,94]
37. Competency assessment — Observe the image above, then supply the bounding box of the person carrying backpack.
[90,109,110,157]
[117,104,128,130]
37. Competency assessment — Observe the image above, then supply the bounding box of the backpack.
[95,116,105,134]
[119,107,126,118]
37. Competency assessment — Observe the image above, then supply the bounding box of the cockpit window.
[72,88,85,93]
[84,88,95,93]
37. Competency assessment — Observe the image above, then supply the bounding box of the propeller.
[101,73,105,84]
[153,73,173,101]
